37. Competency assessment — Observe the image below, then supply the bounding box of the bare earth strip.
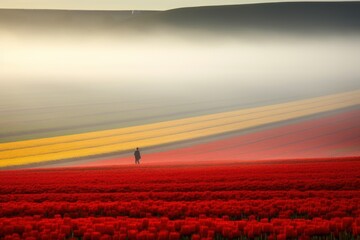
[0,90,359,168]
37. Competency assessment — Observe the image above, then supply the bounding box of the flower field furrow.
[0,158,359,239]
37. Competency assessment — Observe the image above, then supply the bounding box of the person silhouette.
[134,147,141,164]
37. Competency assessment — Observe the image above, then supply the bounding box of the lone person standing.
[134,147,141,164]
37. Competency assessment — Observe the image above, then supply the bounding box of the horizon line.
[0,0,356,11]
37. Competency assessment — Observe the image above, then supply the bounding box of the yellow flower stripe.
[0,90,357,151]
[0,90,359,167]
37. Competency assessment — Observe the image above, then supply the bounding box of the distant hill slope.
[1,2,360,35]
[152,2,360,34]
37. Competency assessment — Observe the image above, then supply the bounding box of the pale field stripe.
[0,91,357,159]
[0,93,359,167]
[0,90,358,152]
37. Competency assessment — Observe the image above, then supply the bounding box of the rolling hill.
[1,2,360,35]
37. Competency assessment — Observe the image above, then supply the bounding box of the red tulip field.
[2,1,360,239]
[1,157,360,240]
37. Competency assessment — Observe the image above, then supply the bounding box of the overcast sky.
[0,0,352,11]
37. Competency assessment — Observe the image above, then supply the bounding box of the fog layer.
[0,3,360,142]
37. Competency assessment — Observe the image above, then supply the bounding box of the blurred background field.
[0,2,359,167]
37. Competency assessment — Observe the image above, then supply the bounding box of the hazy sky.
[0,0,353,10]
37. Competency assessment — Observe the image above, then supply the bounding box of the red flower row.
[1,216,360,240]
